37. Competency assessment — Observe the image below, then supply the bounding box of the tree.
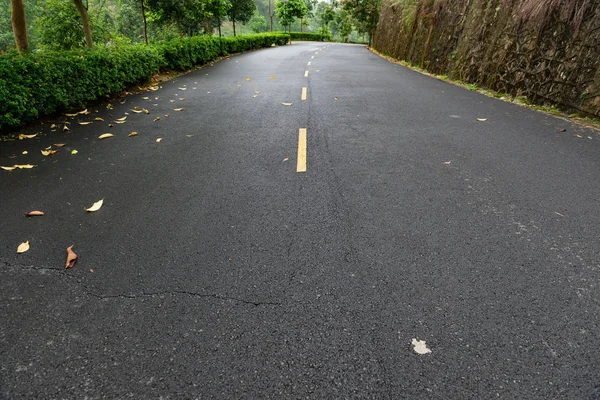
[145,0,219,37]
[227,0,256,36]
[10,0,29,51]
[275,0,307,32]
[249,11,267,32]
[72,0,93,48]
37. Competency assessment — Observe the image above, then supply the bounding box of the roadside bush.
[288,32,331,41]
[0,33,289,131]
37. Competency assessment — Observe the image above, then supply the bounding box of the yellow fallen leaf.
[270,76,275,79]
[65,245,77,269]
[78,109,90,115]
[156,138,162,142]
[237,84,241,87]
[143,109,149,114]
[50,124,57,129]
[178,87,187,90]
[142,96,149,100]
[71,149,78,155]
[22,151,28,155]
[44,146,51,150]
[98,133,114,139]
[174,108,184,111]
[476,118,487,122]
[116,116,127,121]
[170,100,175,103]
[41,149,57,156]
[115,121,126,124]
[85,199,103,212]
[63,125,70,132]
[108,124,114,128]
[17,241,30,254]
[25,211,45,216]
[128,131,138,137]
[94,117,104,122]
[179,98,186,101]
[245,78,251,81]
[78,122,93,125]
[1,166,17,171]
[186,135,193,138]
[107,104,114,109]
[154,117,161,122]
[14,164,36,169]
[131,109,143,113]
[18,133,37,140]
[54,143,65,147]
[282,103,292,106]
[65,113,78,117]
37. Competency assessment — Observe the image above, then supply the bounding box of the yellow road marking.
[301,87,307,101]
[297,128,307,173]
[304,70,309,77]
[307,61,311,66]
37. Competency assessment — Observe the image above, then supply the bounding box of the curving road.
[1,41,600,398]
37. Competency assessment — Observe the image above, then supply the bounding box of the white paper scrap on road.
[411,339,432,355]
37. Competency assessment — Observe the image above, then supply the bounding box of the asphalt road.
[2,41,600,399]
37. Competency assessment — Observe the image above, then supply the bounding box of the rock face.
[373,0,600,117]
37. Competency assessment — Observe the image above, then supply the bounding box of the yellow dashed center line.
[301,87,307,101]
[304,70,309,77]
[297,128,307,173]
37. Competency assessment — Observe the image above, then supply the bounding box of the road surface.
[2,42,600,399]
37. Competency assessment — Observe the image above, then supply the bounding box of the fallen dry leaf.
[25,211,44,216]
[54,143,66,147]
[156,138,162,142]
[174,108,184,111]
[18,133,37,140]
[476,118,487,122]
[108,124,114,128]
[85,199,103,212]
[1,166,17,171]
[65,113,78,117]
[154,117,161,122]
[282,103,292,106]
[41,149,57,156]
[178,87,187,90]
[107,103,114,109]
[94,117,104,122]
[78,109,90,115]
[178,98,186,101]
[142,96,149,100]
[128,131,138,137]
[270,76,275,79]
[22,151,28,155]
[283,158,289,162]
[98,133,114,140]
[411,339,432,355]
[71,149,78,155]
[443,161,451,165]
[334,97,339,100]
[65,245,77,269]
[115,121,126,124]
[116,116,127,121]
[14,164,36,169]
[131,109,143,113]
[170,99,175,103]
[50,124,57,129]
[17,241,30,254]
[143,109,149,114]
[575,134,583,138]
[78,122,93,125]
[245,78,251,81]
[63,125,70,132]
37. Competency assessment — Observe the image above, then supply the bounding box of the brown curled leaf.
[66,245,78,269]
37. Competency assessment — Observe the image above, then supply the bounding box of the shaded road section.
[2,42,600,398]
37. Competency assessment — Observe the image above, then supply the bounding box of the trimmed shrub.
[0,33,289,131]
[288,32,331,41]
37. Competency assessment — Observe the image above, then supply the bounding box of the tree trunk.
[72,0,93,48]
[233,19,236,36]
[10,0,29,52]
[141,0,148,44]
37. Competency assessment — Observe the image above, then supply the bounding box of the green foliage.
[228,0,257,34]
[289,31,330,40]
[275,0,308,28]
[249,12,268,32]
[0,33,288,130]
[34,0,112,50]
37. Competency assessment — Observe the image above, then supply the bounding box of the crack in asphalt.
[1,261,282,307]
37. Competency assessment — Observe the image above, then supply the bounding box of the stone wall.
[373,0,600,116]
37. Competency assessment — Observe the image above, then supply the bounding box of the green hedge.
[288,32,331,41]
[0,33,289,131]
